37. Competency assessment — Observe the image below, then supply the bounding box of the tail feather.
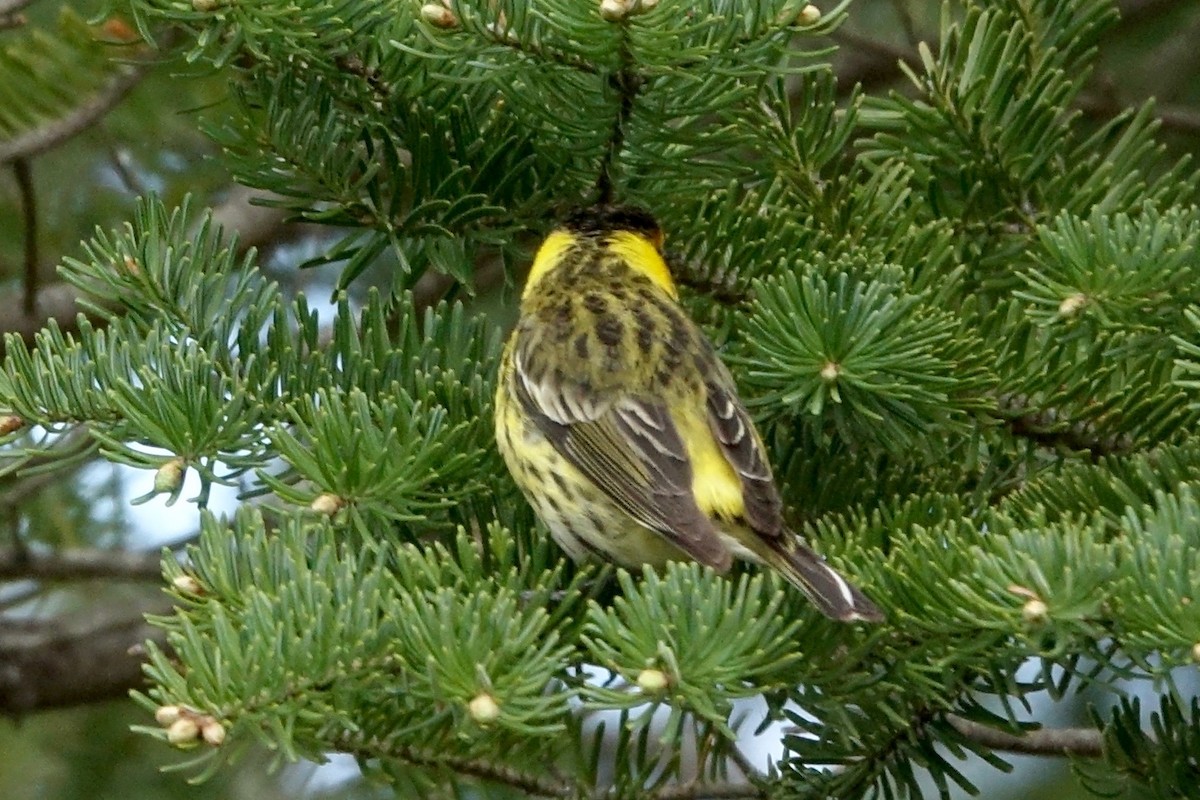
[769,539,884,623]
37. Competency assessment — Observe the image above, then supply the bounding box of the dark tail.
[768,539,884,623]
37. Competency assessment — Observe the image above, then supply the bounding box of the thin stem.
[993,392,1133,461]
[102,139,147,196]
[595,32,642,205]
[0,0,32,28]
[338,734,768,798]
[725,742,760,782]
[946,713,1106,758]
[0,547,168,581]
[482,27,599,75]
[888,0,920,49]
[12,159,38,316]
[337,739,572,797]
[0,53,156,164]
[654,783,764,800]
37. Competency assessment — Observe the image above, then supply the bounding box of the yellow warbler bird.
[494,206,883,622]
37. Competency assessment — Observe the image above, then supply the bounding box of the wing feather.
[513,341,731,570]
[704,377,784,537]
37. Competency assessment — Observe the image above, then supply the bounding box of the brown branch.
[0,47,159,165]
[0,282,108,359]
[724,742,760,784]
[946,713,1105,758]
[12,158,39,315]
[0,583,41,612]
[1077,93,1200,136]
[0,594,171,716]
[595,32,642,205]
[0,547,166,581]
[0,426,95,490]
[1116,0,1190,26]
[654,781,764,799]
[205,184,331,258]
[0,184,303,358]
[831,30,919,92]
[339,734,766,799]
[0,0,33,29]
[337,739,572,797]
[993,393,1134,460]
[1157,103,1200,136]
[886,0,920,50]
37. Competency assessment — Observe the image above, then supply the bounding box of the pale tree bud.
[421,3,458,29]
[167,717,200,745]
[636,668,669,692]
[796,4,821,25]
[154,458,186,494]
[311,492,346,515]
[468,692,501,723]
[155,705,183,726]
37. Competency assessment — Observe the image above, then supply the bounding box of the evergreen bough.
[2,0,1199,797]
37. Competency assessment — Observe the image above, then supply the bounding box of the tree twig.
[887,0,920,49]
[1077,93,1200,136]
[0,49,158,164]
[595,26,642,205]
[0,583,41,612]
[339,734,768,798]
[831,29,919,92]
[724,742,760,783]
[655,783,764,800]
[0,546,168,581]
[0,0,33,29]
[12,158,39,316]
[1115,0,1188,27]
[339,740,572,797]
[946,713,1106,758]
[0,282,108,360]
[0,594,171,716]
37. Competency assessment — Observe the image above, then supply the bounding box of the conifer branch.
[0,0,32,29]
[1078,93,1200,136]
[725,742,761,783]
[669,254,751,307]
[995,394,1134,459]
[336,738,571,797]
[12,158,38,316]
[595,31,642,205]
[946,714,1106,758]
[0,547,166,581]
[334,53,392,103]
[478,25,599,75]
[674,273,751,307]
[0,283,104,359]
[0,595,170,715]
[0,44,158,164]
[654,783,764,799]
[338,734,768,796]
[830,30,918,91]
[337,735,766,798]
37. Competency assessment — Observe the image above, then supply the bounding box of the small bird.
[494,206,883,622]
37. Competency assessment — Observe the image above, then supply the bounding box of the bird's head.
[524,205,676,299]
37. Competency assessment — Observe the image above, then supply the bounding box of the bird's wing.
[512,342,732,571]
[704,374,784,538]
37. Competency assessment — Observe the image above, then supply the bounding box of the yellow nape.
[608,231,678,298]
[676,409,743,521]
[523,231,576,299]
